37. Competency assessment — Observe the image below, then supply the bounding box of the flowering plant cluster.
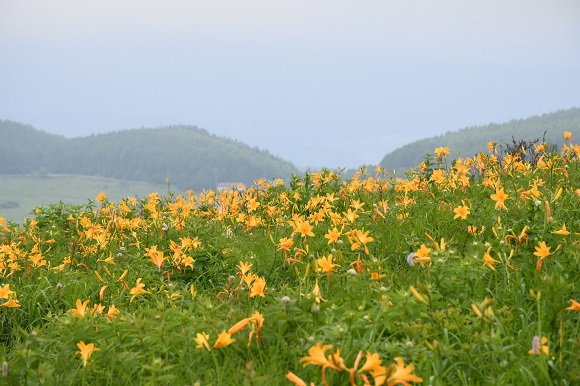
[0,133,579,384]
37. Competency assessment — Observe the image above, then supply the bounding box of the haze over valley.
[1,1,579,169]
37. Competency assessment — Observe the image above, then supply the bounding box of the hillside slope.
[379,107,580,171]
[0,122,299,190]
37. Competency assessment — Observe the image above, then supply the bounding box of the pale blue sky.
[1,0,579,168]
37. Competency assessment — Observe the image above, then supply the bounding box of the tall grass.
[0,135,579,385]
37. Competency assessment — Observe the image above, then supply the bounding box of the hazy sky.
[1,1,579,168]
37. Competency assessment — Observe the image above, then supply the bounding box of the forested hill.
[0,121,299,191]
[380,107,580,172]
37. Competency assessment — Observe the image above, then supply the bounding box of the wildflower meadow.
[1,134,580,385]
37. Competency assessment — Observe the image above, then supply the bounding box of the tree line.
[0,122,299,191]
[379,107,580,172]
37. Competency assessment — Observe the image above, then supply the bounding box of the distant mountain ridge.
[0,121,299,191]
[3,107,579,190]
[379,107,580,172]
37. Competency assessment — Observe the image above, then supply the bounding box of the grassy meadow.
[0,175,171,223]
[0,135,580,385]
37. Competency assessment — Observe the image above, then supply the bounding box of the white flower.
[531,336,540,355]
[406,252,415,266]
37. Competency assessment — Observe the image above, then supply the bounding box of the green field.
[0,175,171,223]
[1,138,580,384]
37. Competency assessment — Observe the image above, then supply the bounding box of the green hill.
[0,122,299,190]
[379,107,580,171]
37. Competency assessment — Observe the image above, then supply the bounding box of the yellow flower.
[213,330,234,349]
[237,261,253,275]
[344,208,359,223]
[430,169,446,184]
[527,184,541,199]
[415,244,431,258]
[76,341,100,367]
[385,357,423,386]
[409,285,429,305]
[563,131,573,141]
[358,352,383,373]
[293,219,315,237]
[310,280,326,303]
[91,303,105,315]
[566,299,580,311]
[249,277,266,298]
[286,371,308,386]
[195,332,210,350]
[328,348,349,372]
[537,156,548,169]
[277,237,294,252]
[413,245,431,265]
[483,246,499,271]
[490,187,509,210]
[552,224,570,236]
[369,366,388,386]
[0,284,15,300]
[95,192,107,203]
[166,292,180,301]
[316,254,338,276]
[249,311,264,344]
[228,318,251,335]
[369,270,387,280]
[533,241,551,272]
[300,341,339,370]
[106,305,120,318]
[453,205,470,220]
[242,272,257,288]
[324,227,342,244]
[68,299,90,317]
[145,246,166,270]
[246,197,260,212]
[129,278,150,303]
[467,225,480,236]
[2,298,20,308]
[349,229,374,254]
[434,146,449,158]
